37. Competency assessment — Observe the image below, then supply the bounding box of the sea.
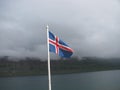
[0,70,120,90]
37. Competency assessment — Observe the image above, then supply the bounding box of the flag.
[49,31,73,58]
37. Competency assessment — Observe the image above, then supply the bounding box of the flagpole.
[47,25,52,90]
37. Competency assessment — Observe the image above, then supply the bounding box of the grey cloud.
[0,0,120,59]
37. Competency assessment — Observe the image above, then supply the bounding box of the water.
[0,70,120,90]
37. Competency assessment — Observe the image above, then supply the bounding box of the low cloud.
[0,0,120,59]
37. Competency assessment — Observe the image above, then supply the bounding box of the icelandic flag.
[49,31,73,58]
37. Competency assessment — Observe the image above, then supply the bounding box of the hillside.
[0,56,120,77]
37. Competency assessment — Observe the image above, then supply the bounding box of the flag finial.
[46,25,49,30]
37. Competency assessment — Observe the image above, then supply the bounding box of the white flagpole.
[47,25,52,90]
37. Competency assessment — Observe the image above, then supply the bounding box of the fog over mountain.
[0,0,120,59]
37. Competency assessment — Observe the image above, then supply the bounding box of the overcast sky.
[0,0,120,59]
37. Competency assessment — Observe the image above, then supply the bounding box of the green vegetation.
[0,56,120,77]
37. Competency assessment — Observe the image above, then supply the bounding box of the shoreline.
[0,69,120,78]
